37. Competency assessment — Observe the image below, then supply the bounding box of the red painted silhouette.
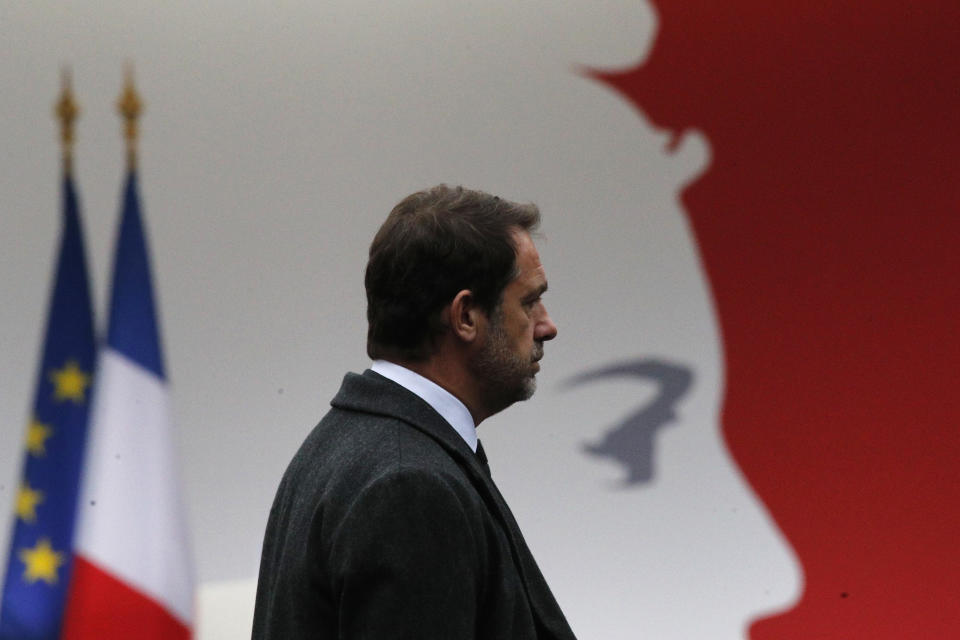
[592,2,960,637]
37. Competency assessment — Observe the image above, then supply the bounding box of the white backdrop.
[0,2,800,637]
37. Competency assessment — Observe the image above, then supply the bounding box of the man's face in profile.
[471,230,557,412]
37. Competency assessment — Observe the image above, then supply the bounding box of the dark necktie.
[476,440,492,477]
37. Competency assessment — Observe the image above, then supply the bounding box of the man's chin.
[520,376,537,400]
[490,377,537,411]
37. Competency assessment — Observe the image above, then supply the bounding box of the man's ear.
[448,289,481,343]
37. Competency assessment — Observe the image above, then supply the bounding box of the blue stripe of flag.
[106,171,166,380]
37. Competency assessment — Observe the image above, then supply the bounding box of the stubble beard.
[471,313,542,415]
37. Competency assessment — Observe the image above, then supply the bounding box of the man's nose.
[536,310,558,342]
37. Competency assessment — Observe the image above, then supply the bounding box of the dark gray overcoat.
[252,369,577,639]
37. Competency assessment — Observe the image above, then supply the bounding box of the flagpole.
[117,64,142,171]
[55,67,78,176]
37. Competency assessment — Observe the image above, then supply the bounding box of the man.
[252,185,576,639]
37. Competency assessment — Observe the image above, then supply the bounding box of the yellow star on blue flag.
[15,484,45,524]
[17,539,65,587]
[25,419,53,457]
[48,360,91,404]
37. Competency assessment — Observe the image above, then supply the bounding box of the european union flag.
[0,173,96,639]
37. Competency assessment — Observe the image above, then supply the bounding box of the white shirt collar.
[370,360,478,453]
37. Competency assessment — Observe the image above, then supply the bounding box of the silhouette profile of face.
[586,2,960,638]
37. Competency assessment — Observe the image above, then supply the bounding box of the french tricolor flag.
[62,171,194,638]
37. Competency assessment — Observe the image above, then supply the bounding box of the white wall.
[0,2,800,637]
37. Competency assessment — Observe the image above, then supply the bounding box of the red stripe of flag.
[61,555,190,640]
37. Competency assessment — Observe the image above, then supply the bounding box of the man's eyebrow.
[528,282,548,298]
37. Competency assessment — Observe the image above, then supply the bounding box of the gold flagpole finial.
[116,63,143,169]
[55,67,79,175]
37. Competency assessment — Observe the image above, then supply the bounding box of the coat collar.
[331,369,482,471]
